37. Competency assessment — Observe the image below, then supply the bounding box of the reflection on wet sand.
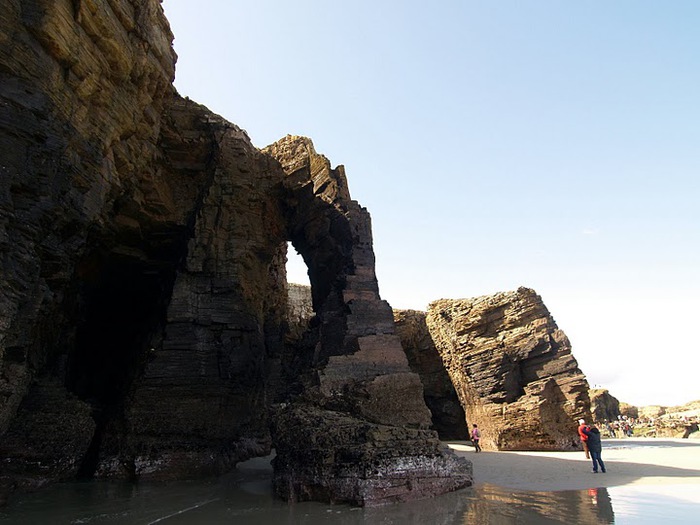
[456,485,614,525]
[0,473,619,525]
[3,446,700,524]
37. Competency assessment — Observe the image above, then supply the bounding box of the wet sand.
[448,438,700,492]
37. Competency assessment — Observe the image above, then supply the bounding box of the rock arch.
[0,2,470,506]
[265,136,471,505]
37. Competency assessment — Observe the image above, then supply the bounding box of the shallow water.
[1,450,698,524]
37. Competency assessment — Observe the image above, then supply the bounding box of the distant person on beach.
[582,425,606,473]
[578,419,590,459]
[606,421,616,438]
[471,423,482,452]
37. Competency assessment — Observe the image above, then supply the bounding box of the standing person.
[582,425,606,473]
[471,423,482,452]
[578,419,591,459]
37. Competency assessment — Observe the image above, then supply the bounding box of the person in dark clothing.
[582,425,606,473]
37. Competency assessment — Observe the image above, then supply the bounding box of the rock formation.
[589,389,621,423]
[285,283,314,343]
[394,309,469,440]
[426,288,592,450]
[263,138,471,506]
[636,400,700,439]
[0,0,470,506]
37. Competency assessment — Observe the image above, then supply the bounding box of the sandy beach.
[448,438,700,492]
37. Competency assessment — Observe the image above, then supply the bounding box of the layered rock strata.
[394,310,469,440]
[426,288,592,450]
[263,137,472,506]
[1,0,287,487]
[0,0,471,505]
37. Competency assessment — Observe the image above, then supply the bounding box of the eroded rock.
[273,405,472,506]
[426,287,592,450]
[394,309,469,440]
[264,137,472,506]
[0,1,471,505]
[589,388,621,423]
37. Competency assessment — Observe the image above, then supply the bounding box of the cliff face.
[426,288,592,450]
[1,0,177,436]
[1,0,290,490]
[0,0,470,506]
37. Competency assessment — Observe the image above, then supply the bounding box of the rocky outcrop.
[263,137,471,506]
[426,288,592,450]
[1,0,194,491]
[394,310,469,440]
[94,101,289,481]
[589,389,621,423]
[637,405,663,419]
[620,403,640,419]
[638,400,700,438]
[639,400,700,421]
[0,1,470,505]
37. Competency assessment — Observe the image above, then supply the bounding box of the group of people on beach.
[604,418,634,437]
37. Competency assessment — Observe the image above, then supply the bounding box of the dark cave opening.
[67,250,176,478]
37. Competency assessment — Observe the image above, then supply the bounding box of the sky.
[162,1,699,408]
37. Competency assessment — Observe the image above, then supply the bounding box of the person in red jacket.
[582,425,607,473]
[578,418,590,459]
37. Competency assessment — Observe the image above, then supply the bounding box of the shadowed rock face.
[426,288,592,451]
[394,310,469,440]
[0,0,470,506]
[590,389,621,423]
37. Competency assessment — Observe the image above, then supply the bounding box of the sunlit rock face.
[426,288,592,450]
[0,0,471,506]
[285,283,314,342]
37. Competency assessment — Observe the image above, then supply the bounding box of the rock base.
[272,406,472,506]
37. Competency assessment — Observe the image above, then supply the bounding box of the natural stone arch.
[0,0,471,505]
[264,136,472,506]
[268,136,377,359]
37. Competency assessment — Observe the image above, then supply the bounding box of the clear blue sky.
[162,1,699,407]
